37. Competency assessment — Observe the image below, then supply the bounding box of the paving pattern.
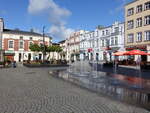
[0,66,149,113]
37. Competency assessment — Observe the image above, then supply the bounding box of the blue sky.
[0,0,132,42]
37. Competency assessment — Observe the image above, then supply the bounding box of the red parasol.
[147,53,150,55]
[113,51,128,56]
[123,50,147,55]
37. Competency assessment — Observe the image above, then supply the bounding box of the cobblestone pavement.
[0,66,149,113]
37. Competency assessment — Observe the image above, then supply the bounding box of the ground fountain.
[52,58,150,111]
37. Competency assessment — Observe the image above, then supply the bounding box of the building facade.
[67,30,84,61]
[125,0,150,61]
[99,22,125,61]
[80,22,125,61]
[0,18,52,62]
[59,40,67,60]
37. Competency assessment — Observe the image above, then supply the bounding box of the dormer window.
[20,36,23,40]
[30,37,33,40]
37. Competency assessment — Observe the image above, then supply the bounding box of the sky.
[0,0,132,42]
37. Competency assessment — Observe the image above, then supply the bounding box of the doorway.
[39,54,42,60]
[96,53,99,61]
[28,53,31,61]
[19,53,21,62]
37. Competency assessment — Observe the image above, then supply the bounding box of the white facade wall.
[79,22,125,62]
[99,22,125,61]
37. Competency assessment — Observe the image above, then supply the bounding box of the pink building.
[0,18,52,62]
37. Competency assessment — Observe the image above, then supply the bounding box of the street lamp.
[42,26,46,63]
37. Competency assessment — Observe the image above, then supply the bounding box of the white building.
[99,22,125,61]
[80,22,125,62]
[59,40,68,60]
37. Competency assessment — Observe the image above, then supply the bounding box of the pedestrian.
[12,61,16,68]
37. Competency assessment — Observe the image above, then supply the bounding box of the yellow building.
[125,0,150,61]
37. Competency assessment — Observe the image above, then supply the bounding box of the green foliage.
[40,44,48,53]
[55,45,63,53]
[29,44,41,52]
[47,45,63,53]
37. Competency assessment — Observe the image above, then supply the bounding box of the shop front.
[4,50,15,62]
[126,45,148,62]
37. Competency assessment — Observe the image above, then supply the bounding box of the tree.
[29,44,41,60]
[47,45,63,60]
[29,44,41,52]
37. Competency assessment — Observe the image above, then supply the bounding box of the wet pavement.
[0,64,149,113]
[90,62,150,79]
[52,61,150,111]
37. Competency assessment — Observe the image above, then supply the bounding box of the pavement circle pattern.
[0,67,149,113]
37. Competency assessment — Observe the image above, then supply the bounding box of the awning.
[4,50,15,56]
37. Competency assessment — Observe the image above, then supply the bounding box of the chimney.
[0,18,4,32]
[0,18,4,50]
[30,28,34,32]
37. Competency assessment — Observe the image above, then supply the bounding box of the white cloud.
[109,0,129,15]
[28,0,73,40]
[49,25,74,40]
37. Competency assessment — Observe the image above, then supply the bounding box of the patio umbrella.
[123,50,147,55]
[147,53,150,55]
[113,51,128,56]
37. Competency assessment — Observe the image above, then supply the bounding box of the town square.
[0,0,150,113]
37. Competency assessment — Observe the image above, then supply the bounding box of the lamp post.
[42,26,46,63]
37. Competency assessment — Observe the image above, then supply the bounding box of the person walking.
[12,61,16,68]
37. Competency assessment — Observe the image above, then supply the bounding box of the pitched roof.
[58,40,66,44]
[3,29,44,37]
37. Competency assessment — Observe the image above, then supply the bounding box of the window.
[90,34,92,38]
[30,37,33,40]
[127,34,134,43]
[106,39,110,46]
[114,27,119,33]
[29,41,33,46]
[20,36,23,40]
[136,5,142,13]
[127,20,134,29]
[8,40,14,49]
[136,32,142,42]
[136,18,142,27]
[145,1,150,10]
[115,37,118,45]
[102,31,105,36]
[102,40,104,47]
[127,8,134,16]
[145,15,150,25]
[111,38,114,46]
[145,31,150,41]
[106,30,109,35]
[19,40,24,49]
